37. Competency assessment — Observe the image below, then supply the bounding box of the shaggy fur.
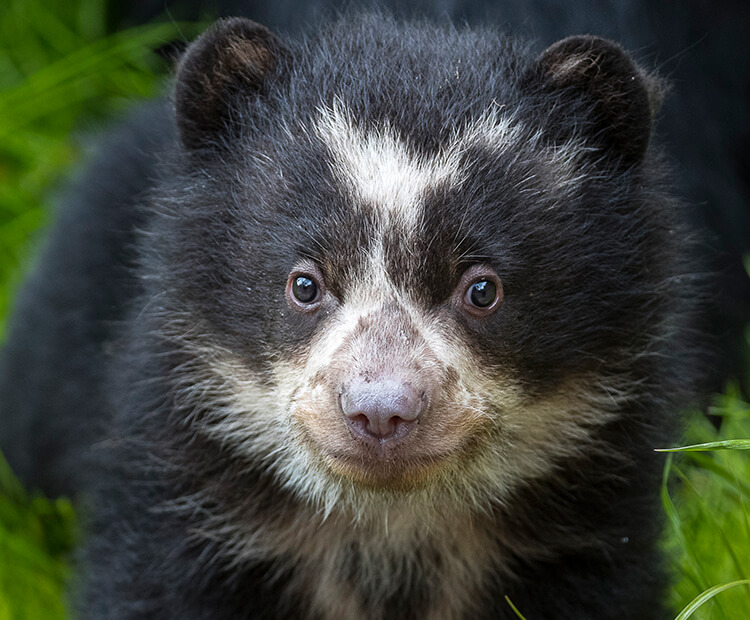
[0,14,701,619]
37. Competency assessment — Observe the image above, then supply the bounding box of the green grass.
[0,0,202,335]
[0,0,749,617]
[664,386,750,619]
[0,453,76,620]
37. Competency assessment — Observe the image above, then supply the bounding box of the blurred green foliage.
[0,453,76,620]
[0,0,200,334]
[0,0,748,617]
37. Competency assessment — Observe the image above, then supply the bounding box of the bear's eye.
[292,276,318,304]
[286,264,326,313]
[467,280,497,308]
[455,266,503,318]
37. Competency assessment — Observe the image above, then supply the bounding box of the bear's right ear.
[175,18,289,151]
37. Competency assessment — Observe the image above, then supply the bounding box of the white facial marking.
[314,101,523,235]
[315,101,453,232]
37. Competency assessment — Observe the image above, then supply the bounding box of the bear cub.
[0,14,700,620]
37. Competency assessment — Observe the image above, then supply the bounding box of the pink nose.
[340,377,424,443]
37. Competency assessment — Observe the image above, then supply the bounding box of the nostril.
[340,377,424,442]
[348,412,404,439]
[346,414,369,435]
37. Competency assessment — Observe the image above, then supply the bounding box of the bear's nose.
[339,377,425,443]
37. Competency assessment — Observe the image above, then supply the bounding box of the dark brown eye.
[467,280,497,308]
[292,275,318,304]
[456,265,503,317]
[286,264,325,313]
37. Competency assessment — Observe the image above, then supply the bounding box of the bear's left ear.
[175,18,289,151]
[533,35,664,167]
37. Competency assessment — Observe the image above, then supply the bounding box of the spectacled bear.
[0,14,701,619]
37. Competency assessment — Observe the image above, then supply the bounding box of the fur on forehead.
[300,98,592,302]
[313,100,523,235]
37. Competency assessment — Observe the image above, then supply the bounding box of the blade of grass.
[674,580,750,620]
[504,596,528,620]
[657,440,750,452]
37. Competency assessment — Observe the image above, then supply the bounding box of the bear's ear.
[175,18,289,151]
[533,35,664,167]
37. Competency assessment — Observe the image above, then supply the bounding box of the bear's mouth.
[292,400,492,492]
[318,443,452,491]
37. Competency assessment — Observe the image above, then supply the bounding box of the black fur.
[118,0,750,397]
[0,14,701,619]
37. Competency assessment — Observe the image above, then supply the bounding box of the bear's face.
[150,17,674,516]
